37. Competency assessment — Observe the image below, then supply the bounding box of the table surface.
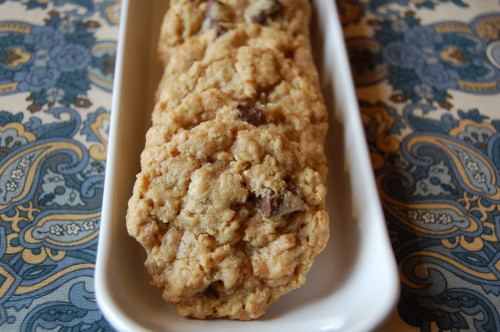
[0,0,499,331]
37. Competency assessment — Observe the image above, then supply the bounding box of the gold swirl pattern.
[406,135,500,201]
[449,119,496,147]
[399,250,500,289]
[4,203,66,264]
[103,0,121,25]
[1,0,500,331]
[0,140,84,210]
[0,1,118,330]
[27,212,100,247]
[361,103,401,169]
[88,112,110,161]
[14,263,95,295]
[378,185,478,236]
[0,266,15,299]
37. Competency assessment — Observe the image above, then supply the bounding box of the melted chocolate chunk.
[251,0,283,25]
[247,192,257,202]
[236,105,264,126]
[203,281,223,299]
[253,187,306,218]
[256,193,284,218]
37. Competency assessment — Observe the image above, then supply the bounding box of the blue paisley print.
[369,0,469,17]
[8,0,120,23]
[345,0,500,327]
[0,0,117,330]
[339,0,474,25]
[1,0,500,331]
[361,100,500,331]
[0,14,116,112]
[347,13,500,109]
[0,107,112,329]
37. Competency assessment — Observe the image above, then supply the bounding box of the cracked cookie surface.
[158,0,312,66]
[149,46,327,176]
[156,22,319,100]
[127,120,329,320]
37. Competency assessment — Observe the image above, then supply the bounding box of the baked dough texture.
[126,0,330,320]
[157,0,312,66]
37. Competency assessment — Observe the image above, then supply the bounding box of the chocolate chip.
[251,13,266,25]
[253,186,306,218]
[256,192,283,218]
[247,192,256,202]
[230,203,241,211]
[236,105,264,126]
[203,281,223,299]
[251,0,282,25]
[283,48,295,59]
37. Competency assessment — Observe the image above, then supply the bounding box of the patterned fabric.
[339,0,500,330]
[0,0,118,330]
[1,0,499,331]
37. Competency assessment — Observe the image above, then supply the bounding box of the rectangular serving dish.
[95,0,400,331]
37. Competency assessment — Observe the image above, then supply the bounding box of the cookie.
[155,47,324,119]
[157,0,312,67]
[127,120,329,320]
[145,89,327,178]
[150,46,327,176]
[155,22,319,100]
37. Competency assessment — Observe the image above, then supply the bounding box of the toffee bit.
[236,105,264,126]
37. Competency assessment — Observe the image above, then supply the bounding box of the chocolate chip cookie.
[127,120,329,320]
[155,22,319,100]
[158,0,312,67]
[149,46,327,177]
[128,0,330,321]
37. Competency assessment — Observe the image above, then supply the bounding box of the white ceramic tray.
[95,0,400,331]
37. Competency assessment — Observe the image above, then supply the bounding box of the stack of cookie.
[126,0,329,320]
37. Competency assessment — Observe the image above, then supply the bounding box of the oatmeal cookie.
[155,47,324,120]
[158,0,312,67]
[150,46,327,176]
[156,22,318,99]
[145,88,327,178]
[127,120,329,320]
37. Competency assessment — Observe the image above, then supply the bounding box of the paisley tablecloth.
[339,0,500,330]
[0,0,118,330]
[0,0,499,331]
